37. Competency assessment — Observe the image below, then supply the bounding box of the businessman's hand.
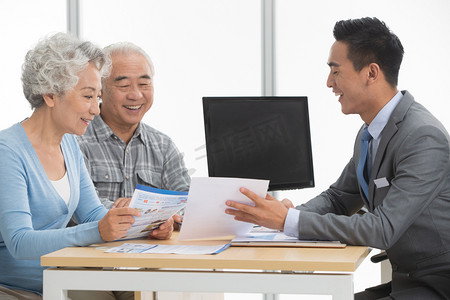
[149,216,175,240]
[98,207,141,241]
[281,198,295,209]
[225,188,289,230]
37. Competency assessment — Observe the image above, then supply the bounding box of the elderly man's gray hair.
[103,42,155,77]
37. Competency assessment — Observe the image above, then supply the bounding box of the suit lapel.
[368,91,415,210]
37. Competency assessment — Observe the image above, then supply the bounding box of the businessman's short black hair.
[333,17,404,87]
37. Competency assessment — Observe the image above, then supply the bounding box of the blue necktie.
[357,127,372,199]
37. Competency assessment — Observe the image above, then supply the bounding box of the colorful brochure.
[122,184,188,240]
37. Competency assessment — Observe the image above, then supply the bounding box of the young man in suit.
[226,17,450,299]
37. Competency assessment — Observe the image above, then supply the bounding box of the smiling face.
[51,62,101,136]
[100,52,154,135]
[326,41,371,117]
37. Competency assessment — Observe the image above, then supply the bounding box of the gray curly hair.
[21,32,110,109]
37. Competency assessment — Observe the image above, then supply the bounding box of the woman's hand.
[98,207,141,241]
[111,197,131,208]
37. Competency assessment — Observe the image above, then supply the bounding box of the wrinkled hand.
[149,216,176,240]
[172,214,182,231]
[225,188,289,230]
[98,207,141,241]
[112,197,132,208]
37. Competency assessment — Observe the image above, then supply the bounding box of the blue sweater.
[0,123,108,295]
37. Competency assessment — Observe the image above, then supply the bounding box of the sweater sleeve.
[0,136,107,260]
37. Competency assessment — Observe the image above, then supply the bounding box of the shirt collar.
[91,114,115,142]
[367,91,403,140]
[91,114,144,143]
[134,123,145,143]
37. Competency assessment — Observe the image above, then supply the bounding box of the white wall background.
[80,0,262,182]
[0,0,66,126]
[275,0,450,204]
[1,0,450,298]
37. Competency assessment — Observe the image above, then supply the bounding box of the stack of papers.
[105,243,230,255]
[232,231,345,248]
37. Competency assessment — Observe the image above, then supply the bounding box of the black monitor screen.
[203,96,314,191]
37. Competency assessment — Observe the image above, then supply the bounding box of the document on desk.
[231,231,346,248]
[122,184,188,240]
[105,243,230,255]
[178,177,270,241]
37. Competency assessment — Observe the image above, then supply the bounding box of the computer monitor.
[203,96,314,191]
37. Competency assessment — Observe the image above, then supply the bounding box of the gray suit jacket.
[297,91,450,296]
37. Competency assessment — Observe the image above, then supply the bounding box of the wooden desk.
[41,233,369,300]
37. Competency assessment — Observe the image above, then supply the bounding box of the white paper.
[105,243,230,255]
[232,232,300,243]
[142,244,230,254]
[105,243,157,253]
[122,185,188,240]
[232,229,343,245]
[178,177,269,240]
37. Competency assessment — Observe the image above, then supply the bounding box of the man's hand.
[281,198,295,209]
[173,214,182,231]
[149,216,176,240]
[225,188,289,230]
[111,197,131,208]
[98,207,141,241]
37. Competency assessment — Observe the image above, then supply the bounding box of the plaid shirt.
[77,115,190,209]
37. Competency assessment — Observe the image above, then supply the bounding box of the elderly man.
[77,42,190,239]
[71,43,192,300]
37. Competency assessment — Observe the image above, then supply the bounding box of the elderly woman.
[0,33,140,299]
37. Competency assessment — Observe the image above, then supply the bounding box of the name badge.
[374,177,390,188]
